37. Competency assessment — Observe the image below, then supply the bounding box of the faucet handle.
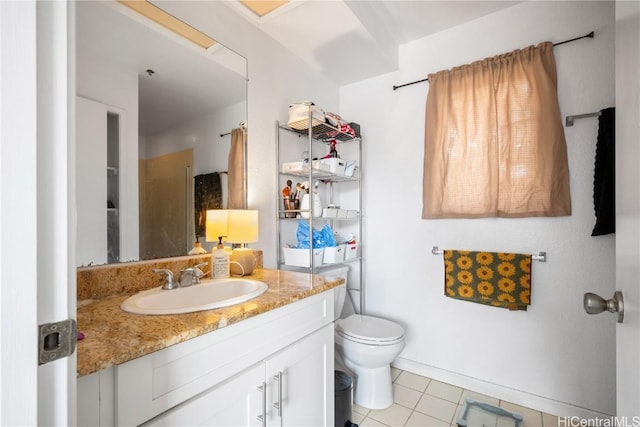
[180,262,209,286]
[153,268,177,290]
[193,262,209,280]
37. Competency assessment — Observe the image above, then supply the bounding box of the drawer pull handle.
[257,382,266,426]
[273,371,283,417]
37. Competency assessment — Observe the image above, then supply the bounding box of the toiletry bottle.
[329,140,338,158]
[188,235,207,255]
[212,237,230,278]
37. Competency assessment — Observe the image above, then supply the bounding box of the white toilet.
[330,270,406,410]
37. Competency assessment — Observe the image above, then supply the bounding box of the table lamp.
[226,209,259,276]
[206,209,229,246]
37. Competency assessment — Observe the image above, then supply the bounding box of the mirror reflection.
[75,1,247,266]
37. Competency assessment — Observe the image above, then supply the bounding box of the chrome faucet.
[153,268,179,290]
[179,262,209,287]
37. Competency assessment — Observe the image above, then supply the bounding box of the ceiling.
[227,0,522,85]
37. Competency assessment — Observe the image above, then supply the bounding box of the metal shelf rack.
[275,105,364,313]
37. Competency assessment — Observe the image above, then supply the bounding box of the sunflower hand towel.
[444,250,531,311]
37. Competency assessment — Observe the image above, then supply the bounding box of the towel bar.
[565,111,601,127]
[431,246,546,262]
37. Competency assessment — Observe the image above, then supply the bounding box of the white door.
[0,1,39,425]
[615,0,640,417]
[37,1,77,425]
[76,96,108,266]
[265,325,334,427]
[0,1,75,426]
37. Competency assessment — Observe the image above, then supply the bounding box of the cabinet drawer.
[116,290,333,426]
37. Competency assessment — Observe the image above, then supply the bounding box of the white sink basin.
[121,278,268,315]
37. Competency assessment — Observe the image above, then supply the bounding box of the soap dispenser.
[188,235,207,255]
[212,237,230,279]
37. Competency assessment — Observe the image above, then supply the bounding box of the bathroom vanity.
[77,268,342,426]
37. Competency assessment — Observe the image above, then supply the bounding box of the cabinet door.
[266,324,334,427]
[142,362,265,427]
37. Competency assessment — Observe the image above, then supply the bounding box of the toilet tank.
[322,266,349,321]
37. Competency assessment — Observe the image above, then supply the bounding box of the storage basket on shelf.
[288,102,325,130]
[282,247,324,268]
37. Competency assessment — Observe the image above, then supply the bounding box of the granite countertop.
[77,268,343,377]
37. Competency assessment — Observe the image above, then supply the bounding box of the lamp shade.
[226,209,259,243]
[205,209,229,243]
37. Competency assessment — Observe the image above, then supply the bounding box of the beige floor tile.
[393,384,423,409]
[391,367,402,381]
[500,400,542,427]
[406,410,451,427]
[459,389,500,406]
[386,370,555,427]
[354,403,371,416]
[395,371,432,392]
[360,416,389,426]
[425,380,463,403]
[351,410,366,425]
[368,403,413,426]
[415,393,458,424]
[542,412,559,426]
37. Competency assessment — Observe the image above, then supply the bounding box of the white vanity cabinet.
[78,289,335,426]
[144,325,333,427]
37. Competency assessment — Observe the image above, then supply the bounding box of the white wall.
[341,1,615,417]
[143,100,246,178]
[76,56,140,262]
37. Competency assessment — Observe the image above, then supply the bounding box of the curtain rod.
[392,31,595,91]
[220,120,248,137]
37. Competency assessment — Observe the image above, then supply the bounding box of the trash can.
[335,370,357,427]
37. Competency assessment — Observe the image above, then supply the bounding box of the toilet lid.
[336,314,404,344]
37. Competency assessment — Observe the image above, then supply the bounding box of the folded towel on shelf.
[325,111,356,138]
[444,250,532,311]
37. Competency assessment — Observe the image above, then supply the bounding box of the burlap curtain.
[227,128,246,209]
[422,41,571,218]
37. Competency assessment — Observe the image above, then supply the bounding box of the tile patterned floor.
[350,368,559,427]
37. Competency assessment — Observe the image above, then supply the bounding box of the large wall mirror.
[75,1,247,267]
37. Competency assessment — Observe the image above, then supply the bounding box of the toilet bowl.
[335,314,405,409]
[326,267,406,409]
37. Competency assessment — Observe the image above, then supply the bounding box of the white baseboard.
[392,357,612,421]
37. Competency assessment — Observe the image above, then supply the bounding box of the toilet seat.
[336,314,404,345]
